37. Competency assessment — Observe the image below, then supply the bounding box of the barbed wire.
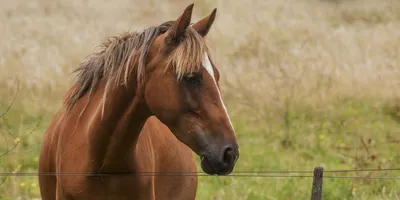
[233,168,400,174]
[323,176,400,180]
[324,168,400,173]
[0,172,312,178]
[0,167,398,180]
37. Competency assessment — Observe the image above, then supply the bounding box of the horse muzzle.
[200,144,239,175]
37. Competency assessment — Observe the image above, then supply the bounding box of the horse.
[38,4,239,200]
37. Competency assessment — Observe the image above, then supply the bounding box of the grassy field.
[1,0,400,199]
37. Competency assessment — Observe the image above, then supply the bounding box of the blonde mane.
[65,21,209,112]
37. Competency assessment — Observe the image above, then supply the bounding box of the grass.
[1,0,400,199]
[196,98,400,199]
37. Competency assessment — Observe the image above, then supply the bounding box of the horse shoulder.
[139,116,197,200]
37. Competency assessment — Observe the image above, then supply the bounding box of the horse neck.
[80,75,151,173]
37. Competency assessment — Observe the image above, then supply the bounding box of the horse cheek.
[145,81,181,126]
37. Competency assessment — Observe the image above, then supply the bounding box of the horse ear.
[192,8,217,37]
[164,3,194,44]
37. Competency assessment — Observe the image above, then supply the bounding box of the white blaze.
[202,53,235,131]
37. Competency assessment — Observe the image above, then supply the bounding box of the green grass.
[2,0,400,199]
[1,98,400,199]
[195,98,400,200]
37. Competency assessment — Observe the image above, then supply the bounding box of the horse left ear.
[192,8,217,37]
[164,3,194,45]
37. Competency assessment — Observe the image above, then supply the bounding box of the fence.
[1,166,400,199]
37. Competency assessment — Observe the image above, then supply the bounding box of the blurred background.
[1,0,400,199]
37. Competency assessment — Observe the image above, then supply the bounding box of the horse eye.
[182,73,201,85]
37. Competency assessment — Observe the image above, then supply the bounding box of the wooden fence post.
[310,166,324,200]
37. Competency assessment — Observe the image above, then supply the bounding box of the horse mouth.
[200,151,236,176]
[200,156,217,175]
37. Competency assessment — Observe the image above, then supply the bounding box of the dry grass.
[1,0,400,199]
[2,0,400,110]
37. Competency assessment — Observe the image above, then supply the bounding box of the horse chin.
[200,156,217,175]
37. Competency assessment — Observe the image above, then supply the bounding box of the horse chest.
[61,176,155,200]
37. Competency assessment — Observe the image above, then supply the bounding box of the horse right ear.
[164,3,194,45]
[192,8,217,37]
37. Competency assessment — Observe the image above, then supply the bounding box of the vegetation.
[1,0,400,199]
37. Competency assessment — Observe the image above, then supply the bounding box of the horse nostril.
[222,145,234,166]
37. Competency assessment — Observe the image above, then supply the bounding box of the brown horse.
[38,3,239,200]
